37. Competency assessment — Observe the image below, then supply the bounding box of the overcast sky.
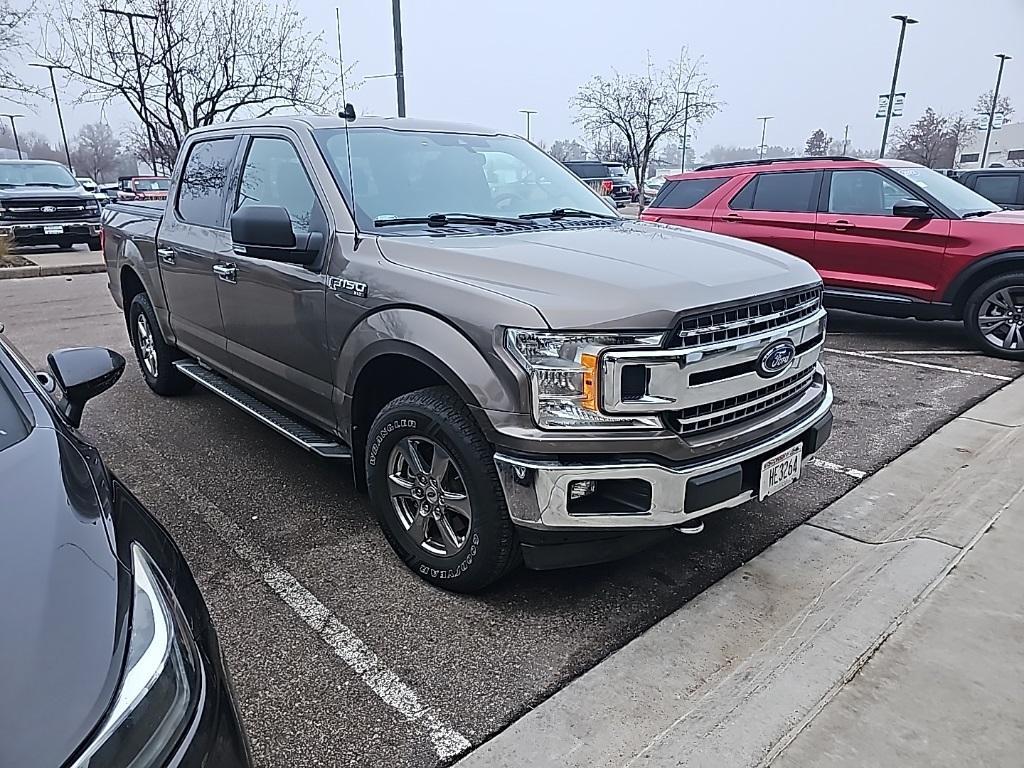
[5,0,1023,155]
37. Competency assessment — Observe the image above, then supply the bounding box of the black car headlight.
[70,544,201,767]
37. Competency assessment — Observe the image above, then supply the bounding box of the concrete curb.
[454,374,1024,768]
[0,263,106,280]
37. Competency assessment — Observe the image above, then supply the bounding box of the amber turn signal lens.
[580,353,598,411]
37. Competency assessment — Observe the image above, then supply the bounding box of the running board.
[174,360,351,459]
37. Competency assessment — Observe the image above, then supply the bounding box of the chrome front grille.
[668,367,816,435]
[600,287,827,437]
[675,286,822,349]
[3,199,94,221]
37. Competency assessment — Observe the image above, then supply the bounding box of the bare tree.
[573,51,719,207]
[549,138,588,162]
[1,0,37,100]
[975,90,1014,122]
[946,113,979,167]
[892,108,957,168]
[44,0,341,162]
[71,122,121,181]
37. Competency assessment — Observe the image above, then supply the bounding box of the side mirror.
[47,347,126,427]
[893,199,933,218]
[230,205,321,266]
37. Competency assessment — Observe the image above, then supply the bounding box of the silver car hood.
[376,220,821,330]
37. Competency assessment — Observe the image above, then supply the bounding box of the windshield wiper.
[962,210,996,219]
[518,207,616,220]
[23,182,69,188]
[375,212,535,228]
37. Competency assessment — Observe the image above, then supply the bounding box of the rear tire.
[87,236,101,251]
[365,386,520,593]
[128,293,195,395]
[964,272,1024,360]
[57,237,74,250]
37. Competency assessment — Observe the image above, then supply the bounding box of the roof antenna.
[336,6,361,249]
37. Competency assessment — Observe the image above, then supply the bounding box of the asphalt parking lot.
[2,273,1021,768]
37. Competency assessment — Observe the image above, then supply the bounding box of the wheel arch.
[945,250,1024,315]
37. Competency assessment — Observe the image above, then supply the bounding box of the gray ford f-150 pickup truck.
[101,115,833,592]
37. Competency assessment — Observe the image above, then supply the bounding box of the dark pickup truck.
[101,115,832,592]
[0,159,102,249]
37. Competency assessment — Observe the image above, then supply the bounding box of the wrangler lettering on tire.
[366,387,519,593]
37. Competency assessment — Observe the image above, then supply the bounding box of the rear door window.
[972,174,1021,206]
[176,138,237,228]
[566,162,607,179]
[652,177,729,209]
[731,171,821,213]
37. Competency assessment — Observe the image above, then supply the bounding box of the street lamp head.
[891,14,918,24]
[996,53,1012,61]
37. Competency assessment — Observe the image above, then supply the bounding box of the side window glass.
[750,171,819,212]
[828,170,919,216]
[729,177,757,209]
[653,177,729,209]
[237,138,320,233]
[176,139,236,228]
[973,175,1020,206]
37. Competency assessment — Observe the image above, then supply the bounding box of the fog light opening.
[569,479,597,500]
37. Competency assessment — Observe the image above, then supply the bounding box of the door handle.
[720,213,743,221]
[158,248,175,265]
[212,263,237,284]
[828,220,855,231]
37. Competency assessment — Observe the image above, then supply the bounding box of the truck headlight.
[70,544,201,767]
[506,329,663,429]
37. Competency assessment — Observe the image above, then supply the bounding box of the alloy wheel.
[387,436,473,558]
[978,286,1024,351]
[136,313,159,377]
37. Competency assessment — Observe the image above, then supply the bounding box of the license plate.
[759,444,802,501]
[43,225,64,235]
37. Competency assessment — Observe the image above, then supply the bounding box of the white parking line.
[140,447,472,760]
[860,350,981,356]
[808,457,867,480]
[825,348,1013,382]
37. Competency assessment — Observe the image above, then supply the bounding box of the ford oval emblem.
[756,339,797,378]
[41,205,57,213]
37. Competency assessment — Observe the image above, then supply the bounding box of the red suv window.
[730,171,821,212]
[650,177,729,209]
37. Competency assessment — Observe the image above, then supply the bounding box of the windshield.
[0,162,77,189]
[133,178,170,192]
[890,165,1000,217]
[0,369,30,453]
[315,128,614,230]
[607,165,628,177]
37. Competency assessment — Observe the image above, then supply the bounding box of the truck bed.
[106,199,165,218]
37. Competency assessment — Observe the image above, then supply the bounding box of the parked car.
[0,330,251,767]
[118,175,171,201]
[950,168,1024,210]
[642,156,1024,359]
[562,160,636,206]
[76,175,111,207]
[0,160,102,249]
[101,115,833,592]
[98,182,120,206]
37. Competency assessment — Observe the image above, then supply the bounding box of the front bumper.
[0,220,101,243]
[494,381,832,531]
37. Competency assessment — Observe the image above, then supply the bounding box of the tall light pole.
[100,8,159,173]
[29,64,73,170]
[391,0,406,117]
[679,91,696,171]
[519,109,537,141]
[879,14,918,159]
[981,53,1012,168]
[757,116,773,159]
[0,113,24,159]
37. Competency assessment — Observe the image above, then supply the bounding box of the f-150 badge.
[327,277,368,298]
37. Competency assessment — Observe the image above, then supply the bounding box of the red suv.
[641,157,1024,359]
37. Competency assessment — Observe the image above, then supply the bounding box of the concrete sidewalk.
[455,379,1024,768]
[0,247,104,280]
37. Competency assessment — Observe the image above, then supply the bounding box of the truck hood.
[375,220,821,329]
[0,186,94,202]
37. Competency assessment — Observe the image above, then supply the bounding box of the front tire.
[366,386,520,593]
[964,273,1024,360]
[88,236,101,251]
[128,293,195,395]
